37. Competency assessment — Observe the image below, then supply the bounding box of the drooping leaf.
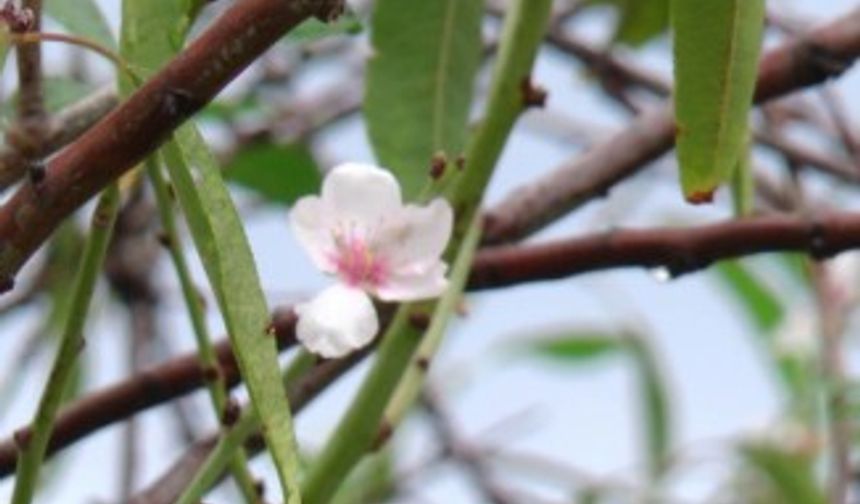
[739,441,826,504]
[45,0,115,49]
[330,450,395,504]
[225,142,321,205]
[590,0,670,46]
[0,77,92,120]
[672,0,765,203]
[730,140,754,216]
[523,330,626,364]
[520,329,673,481]
[365,0,483,199]
[119,0,301,500]
[625,335,672,480]
[161,129,302,501]
[714,260,784,333]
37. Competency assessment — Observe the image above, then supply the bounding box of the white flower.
[290,162,454,358]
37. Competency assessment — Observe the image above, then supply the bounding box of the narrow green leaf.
[119,0,300,500]
[714,260,784,333]
[225,142,321,205]
[672,0,765,203]
[45,0,115,49]
[162,127,301,502]
[730,140,754,216]
[118,0,194,93]
[330,451,395,504]
[523,331,625,364]
[591,0,670,46]
[365,0,483,199]
[625,335,672,480]
[740,441,826,504]
[0,77,91,120]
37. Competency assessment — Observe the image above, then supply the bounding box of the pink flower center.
[331,231,388,289]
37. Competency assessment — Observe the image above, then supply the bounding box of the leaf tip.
[686,189,716,205]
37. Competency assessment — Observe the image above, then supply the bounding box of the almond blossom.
[289,162,453,358]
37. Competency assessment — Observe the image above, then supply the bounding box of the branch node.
[220,397,241,427]
[310,0,345,23]
[371,419,392,451]
[808,220,832,259]
[520,76,548,108]
[430,151,447,180]
[408,311,430,332]
[13,427,32,451]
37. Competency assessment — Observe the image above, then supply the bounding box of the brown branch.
[483,7,860,245]
[129,349,369,504]
[469,212,860,290]
[11,211,860,478]
[0,0,345,290]
[0,85,118,190]
[14,0,45,123]
[0,308,298,477]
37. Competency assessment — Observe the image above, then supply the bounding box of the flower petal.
[322,162,402,228]
[376,262,449,302]
[375,198,453,268]
[290,196,337,273]
[295,284,379,358]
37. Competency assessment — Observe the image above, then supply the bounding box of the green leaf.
[590,0,670,46]
[119,0,300,500]
[523,331,626,364]
[118,0,195,94]
[162,127,301,502]
[330,451,395,504]
[730,140,754,216]
[739,441,826,504]
[45,0,115,49]
[365,0,483,199]
[286,10,363,44]
[0,77,92,121]
[625,336,672,480]
[714,260,784,333]
[225,142,321,205]
[671,0,765,203]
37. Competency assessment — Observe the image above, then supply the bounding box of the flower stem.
[301,305,424,503]
[147,159,259,503]
[175,350,317,504]
[381,215,482,430]
[448,0,553,236]
[11,184,120,504]
[300,2,552,502]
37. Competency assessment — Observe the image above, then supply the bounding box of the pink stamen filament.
[331,231,388,289]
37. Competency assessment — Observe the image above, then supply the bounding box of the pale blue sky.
[0,1,858,502]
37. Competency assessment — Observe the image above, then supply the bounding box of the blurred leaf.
[120,0,301,498]
[118,0,195,94]
[740,441,826,504]
[45,0,115,49]
[523,331,626,363]
[714,260,784,333]
[162,128,302,499]
[730,141,754,216]
[672,0,765,203]
[590,0,670,46]
[1,77,92,121]
[225,142,321,205]
[331,450,395,504]
[286,10,363,44]
[200,95,262,122]
[365,0,483,199]
[575,486,604,504]
[625,335,672,480]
